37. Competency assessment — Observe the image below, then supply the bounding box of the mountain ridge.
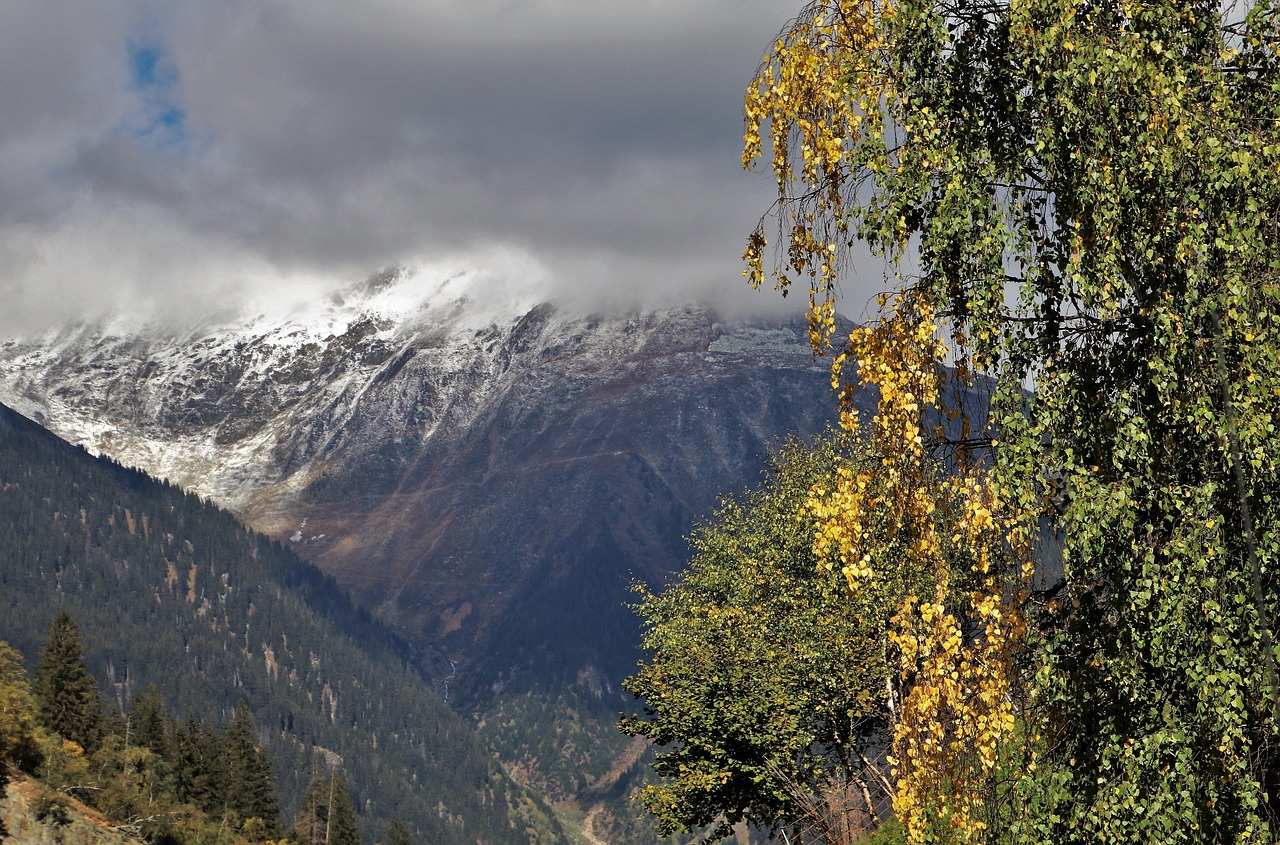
[0,398,567,845]
[0,267,855,703]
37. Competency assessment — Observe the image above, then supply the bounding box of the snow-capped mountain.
[0,266,537,511]
[0,266,859,699]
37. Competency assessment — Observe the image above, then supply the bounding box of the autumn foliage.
[739,0,1280,841]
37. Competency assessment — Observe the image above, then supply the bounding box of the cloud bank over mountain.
[0,0,895,333]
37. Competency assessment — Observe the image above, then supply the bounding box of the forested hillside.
[0,401,567,845]
[0,299,855,842]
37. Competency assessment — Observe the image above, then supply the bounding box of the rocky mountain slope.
[3,776,142,845]
[0,399,566,845]
[0,267,860,703]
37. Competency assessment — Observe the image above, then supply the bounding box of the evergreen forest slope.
[0,285,873,843]
[0,401,567,845]
[0,286,850,704]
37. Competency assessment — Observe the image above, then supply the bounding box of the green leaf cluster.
[622,437,934,842]
[745,0,1280,840]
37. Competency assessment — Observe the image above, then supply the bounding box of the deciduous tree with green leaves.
[744,0,1280,841]
[0,641,41,786]
[622,438,953,843]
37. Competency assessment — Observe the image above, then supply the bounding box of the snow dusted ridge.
[0,265,529,505]
[0,261,846,693]
[0,264,814,515]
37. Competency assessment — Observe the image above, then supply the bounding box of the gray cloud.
[0,0,877,334]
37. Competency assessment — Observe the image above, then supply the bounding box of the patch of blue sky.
[124,41,190,152]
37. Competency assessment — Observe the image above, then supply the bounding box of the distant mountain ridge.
[0,267,858,705]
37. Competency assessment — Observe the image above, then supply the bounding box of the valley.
[0,265,864,843]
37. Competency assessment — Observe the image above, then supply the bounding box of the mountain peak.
[0,287,851,704]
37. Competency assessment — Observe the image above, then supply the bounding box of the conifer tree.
[327,774,362,845]
[100,701,126,748]
[172,715,226,814]
[223,700,281,831]
[295,771,329,845]
[385,816,412,845]
[33,611,104,753]
[295,769,362,845]
[127,684,168,759]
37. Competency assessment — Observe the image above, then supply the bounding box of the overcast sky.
[0,0,889,333]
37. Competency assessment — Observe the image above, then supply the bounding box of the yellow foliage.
[747,7,1034,829]
[743,0,894,313]
[747,0,1280,839]
[802,294,1030,843]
